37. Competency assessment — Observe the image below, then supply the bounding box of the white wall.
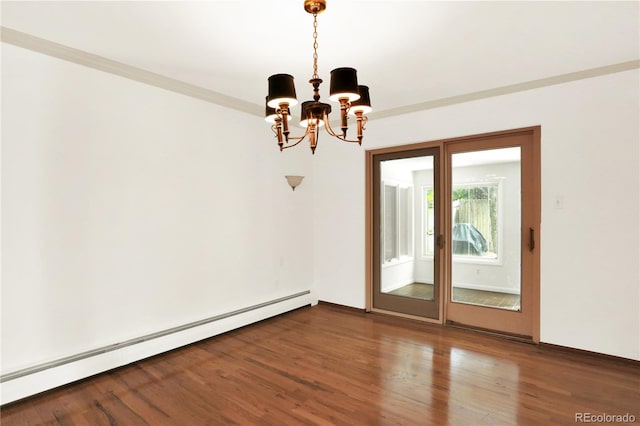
[1,43,314,380]
[313,69,640,360]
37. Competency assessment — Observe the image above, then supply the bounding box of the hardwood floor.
[2,304,638,425]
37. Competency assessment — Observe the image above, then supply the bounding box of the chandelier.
[265,0,372,154]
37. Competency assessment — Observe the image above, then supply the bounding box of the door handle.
[529,227,535,252]
[437,234,444,249]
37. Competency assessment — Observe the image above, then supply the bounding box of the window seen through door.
[423,187,435,256]
[452,184,499,259]
[423,183,500,260]
[383,183,413,263]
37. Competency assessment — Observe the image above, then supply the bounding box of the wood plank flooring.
[2,304,638,425]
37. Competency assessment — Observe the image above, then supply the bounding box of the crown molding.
[2,26,638,121]
[1,26,263,117]
[368,59,640,120]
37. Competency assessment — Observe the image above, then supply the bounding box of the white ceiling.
[2,1,639,117]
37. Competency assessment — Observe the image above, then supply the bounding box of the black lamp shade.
[265,96,292,123]
[300,101,314,124]
[329,67,360,102]
[267,74,298,108]
[349,85,372,115]
[265,96,277,122]
[300,101,331,128]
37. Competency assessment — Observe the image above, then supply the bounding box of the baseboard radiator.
[0,290,314,405]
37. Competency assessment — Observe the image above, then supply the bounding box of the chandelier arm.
[281,137,306,150]
[322,111,340,137]
[329,134,362,143]
[281,125,312,146]
[284,134,307,142]
[322,112,361,143]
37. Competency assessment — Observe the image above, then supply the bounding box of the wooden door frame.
[371,147,442,320]
[365,126,540,342]
[365,140,445,324]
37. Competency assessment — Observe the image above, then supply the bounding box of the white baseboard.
[0,290,313,405]
[452,282,520,294]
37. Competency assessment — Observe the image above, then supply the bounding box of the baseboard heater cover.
[0,290,314,405]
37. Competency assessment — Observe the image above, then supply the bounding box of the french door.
[371,147,441,320]
[366,127,540,340]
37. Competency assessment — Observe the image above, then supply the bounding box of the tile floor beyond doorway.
[386,282,521,310]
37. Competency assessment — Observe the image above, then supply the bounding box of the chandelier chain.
[312,12,319,80]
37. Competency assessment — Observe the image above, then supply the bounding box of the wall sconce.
[285,175,304,191]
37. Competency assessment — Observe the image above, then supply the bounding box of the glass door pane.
[380,156,434,301]
[450,147,521,311]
